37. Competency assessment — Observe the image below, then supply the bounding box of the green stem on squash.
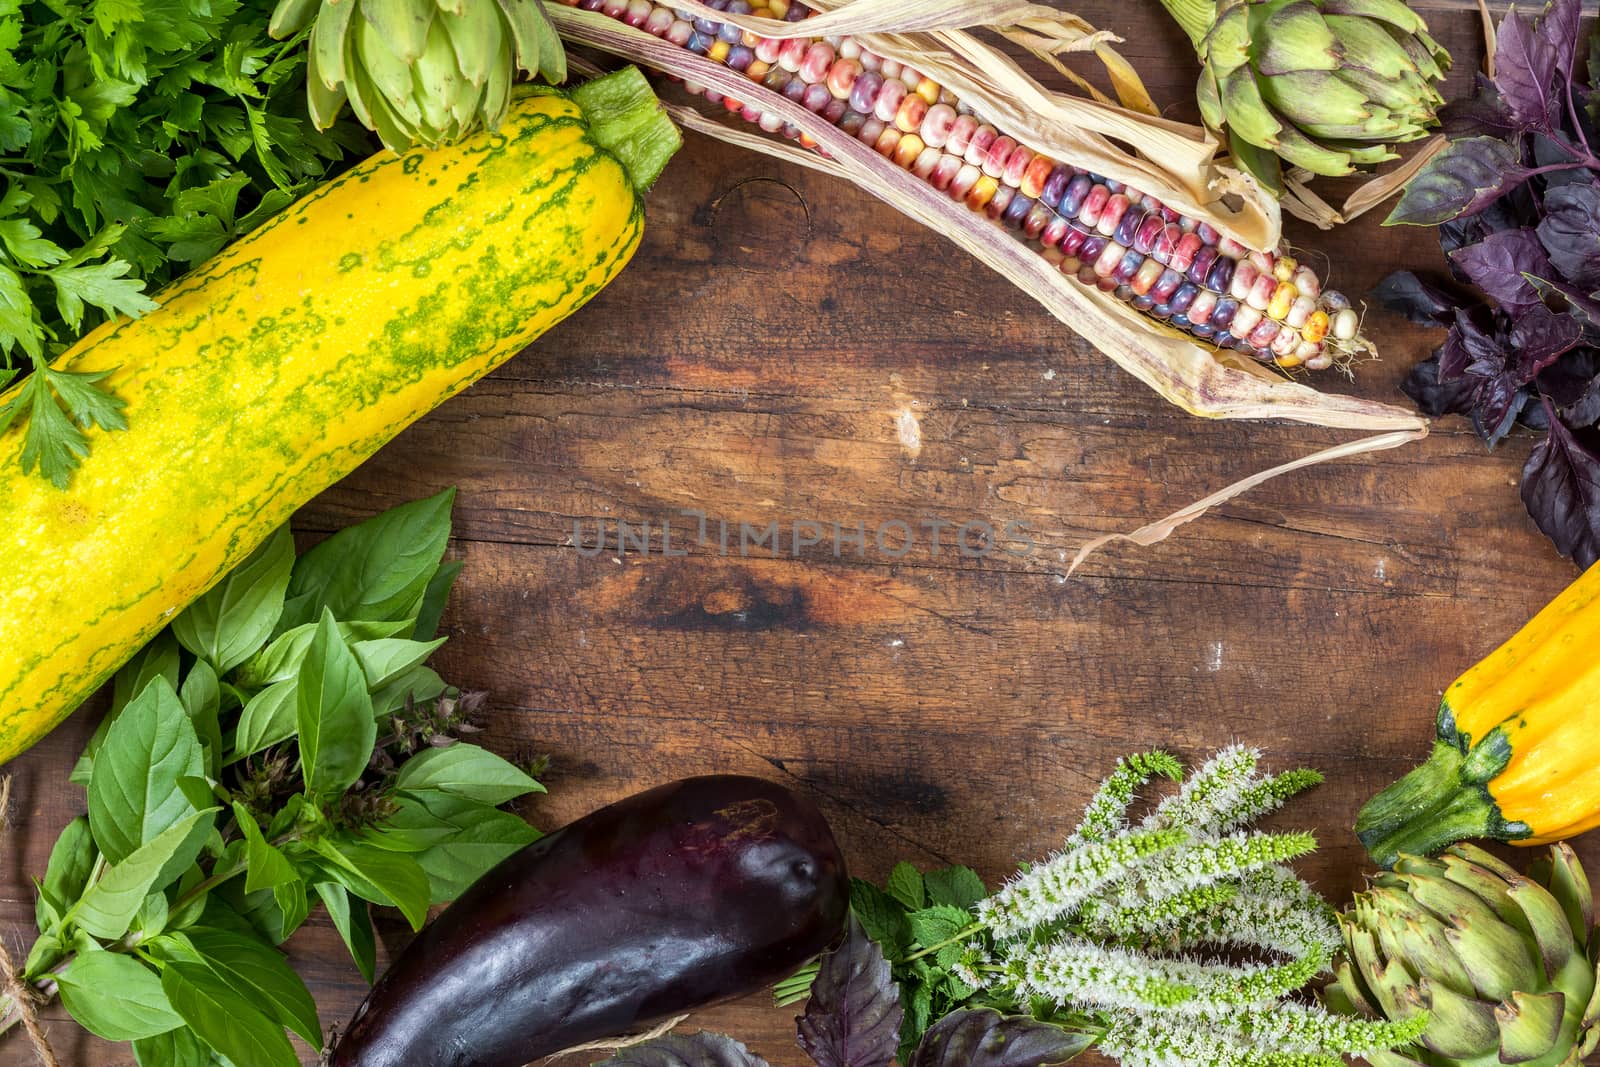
[569,66,682,194]
[1355,740,1528,868]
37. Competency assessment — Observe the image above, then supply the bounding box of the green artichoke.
[1326,843,1600,1067]
[269,0,567,151]
[1155,0,1448,193]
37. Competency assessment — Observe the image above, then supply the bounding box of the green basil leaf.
[411,804,539,904]
[370,664,446,719]
[166,865,209,932]
[171,525,293,672]
[235,618,412,689]
[297,608,375,796]
[133,1025,215,1067]
[232,679,297,759]
[282,488,455,628]
[88,678,203,863]
[181,926,321,1045]
[352,636,445,691]
[315,882,376,984]
[57,949,183,1040]
[311,838,429,929]
[38,815,96,927]
[273,879,311,941]
[394,743,542,806]
[73,808,218,940]
[134,889,170,939]
[233,802,296,895]
[23,932,63,983]
[161,961,299,1067]
[412,559,463,641]
[71,631,181,785]
[179,659,224,778]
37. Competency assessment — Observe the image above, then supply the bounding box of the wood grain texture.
[3,2,1592,1064]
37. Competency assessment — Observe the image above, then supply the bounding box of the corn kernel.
[893,132,925,169]
[1286,296,1315,330]
[826,58,860,98]
[1332,308,1359,340]
[1302,310,1329,343]
[966,174,1000,210]
[916,77,940,105]
[874,126,901,156]
[1273,255,1297,283]
[894,94,928,132]
[1267,282,1296,321]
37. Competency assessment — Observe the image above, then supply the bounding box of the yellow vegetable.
[1358,562,1600,866]
[0,70,678,765]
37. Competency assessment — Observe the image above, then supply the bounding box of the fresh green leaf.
[161,961,299,1067]
[87,677,203,863]
[923,867,987,911]
[235,617,412,688]
[283,488,455,627]
[73,807,218,939]
[56,949,183,1040]
[316,882,376,983]
[906,906,974,954]
[850,879,912,958]
[179,659,224,777]
[352,636,445,691]
[134,889,170,939]
[166,865,211,933]
[232,679,298,759]
[233,802,296,895]
[296,608,376,795]
[180,926,321,1044]
[50,259,158,330]
[887,862,926,911]
[370,664,446,718]
[171,525,293,672]
[393,743,542,806]
[311,838,430,930]
[412,558,463,641]
[133,1026,215,1067]
[23,932,64,981]
[272,879,311,941]
[72,630,179,785]
[404,795,539,904]
[38,815,96,928]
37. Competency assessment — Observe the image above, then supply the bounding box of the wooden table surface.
[4,2,1589,1064]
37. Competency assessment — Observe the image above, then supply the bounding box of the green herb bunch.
[778,749,1432,1066]
[0,0,373,485]
[8,489,546,1067]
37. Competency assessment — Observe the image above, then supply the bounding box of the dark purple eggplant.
[330,774,849,1067]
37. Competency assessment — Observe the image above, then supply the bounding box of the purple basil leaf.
[1540,349,1600,424]
[1387,138,1530,225]
[598,1033,772,1067]
[1449,231,1553,310]
[1538,0,1583,81]
[1527,275,1600,340]
[1476,379,1528,444]
[1403,354,1481,417]
[1532,133,1594,188]
[1441,309,1509,382]
[1441,76,1518,138]
[1522,393,1554,430]
[1522,400,1600,567]
[1511,302,1585,377]
[1494,5,1561,131]
[907,1010,1094,1067]
[797,916,903,1067]
[1372,271,1463,325]
[1537,183,1600,289]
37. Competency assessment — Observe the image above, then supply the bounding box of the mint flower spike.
[1170,866,1340,965]
[1020,936,1322,1013]
[1070,750,1185,847]
[978,827,1187,940]
[1135,830,1319,900]
[1139,744,1260,834]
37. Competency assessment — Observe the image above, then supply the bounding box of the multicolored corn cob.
[558,0,1363,370]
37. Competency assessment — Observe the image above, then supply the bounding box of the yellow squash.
[0,70,678,765]
[1358,562,1600,866]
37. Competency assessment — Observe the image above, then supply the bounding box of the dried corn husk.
[550,3,1427,558]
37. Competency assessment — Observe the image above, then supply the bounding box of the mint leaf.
[180,926,321,1045]
[172,524,293,672]
[315,882,376,983]
[393,743,542,806]
[73,807,217,939]
[907,1010,1093,1067]
[850,879,912,958]
[798,915,903,1067]
[598,1033,772,1067]
[161,961,299,1067]
[283,488,455,627]
[886,862,925,911]
[87,677,203,863]
[56,949,183,1040]
[923,867,986,910]
[906,906,974,954]
[296,608,375,796]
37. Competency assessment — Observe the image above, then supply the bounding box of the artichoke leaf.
[1495,989,1567,1064]
[1409,977,1500,1060]
[1255,0,1341,76]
